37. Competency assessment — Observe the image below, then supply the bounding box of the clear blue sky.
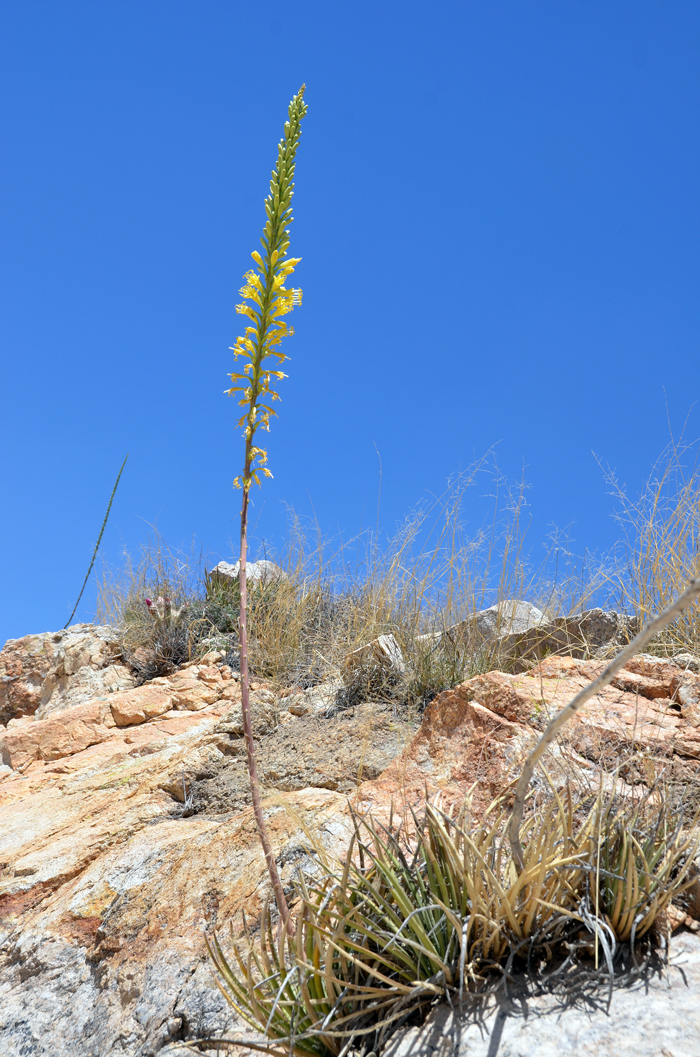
[1,1,699,646]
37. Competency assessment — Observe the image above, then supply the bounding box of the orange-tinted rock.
[361,687,537,817]
[0,625,133,726]
[197,665,226,684]
[459,669,537,724]
[109,684,174,726]
[0,699,115,770]
[0,630,61,722]
[4,637,700,1057]
[166,667,223,710]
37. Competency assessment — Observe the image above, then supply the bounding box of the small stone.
[673,651,700,673]
[343,634,406,678]
[200,650,225,665]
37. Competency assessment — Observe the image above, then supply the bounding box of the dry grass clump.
[95,439,700,700]
[201,785,699,1057]
[216,470,596,706]
[606,437,700,657]
[96,537,238,681]
[96,467,598,697]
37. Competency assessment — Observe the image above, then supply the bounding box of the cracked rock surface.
[3,627,700,1055]
[0,626,414,1056]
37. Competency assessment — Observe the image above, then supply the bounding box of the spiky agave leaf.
[597,791,700,942]
[205,787,700,1056]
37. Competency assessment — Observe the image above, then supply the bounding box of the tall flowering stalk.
[226,86,307,931]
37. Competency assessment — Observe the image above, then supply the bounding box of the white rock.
[439,600,546,649]
[474,599,546,638]
[343,633,406,677]
[280,678,344,716]
[209,559,288,586]
[673,651,700,673]
[384,931,700,1057]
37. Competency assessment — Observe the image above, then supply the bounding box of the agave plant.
[204,790,600,1056]
[596,792,700,943]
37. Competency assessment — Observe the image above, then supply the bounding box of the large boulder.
[474,598,547,638]
[429,603,641,669]
[511,607,640,665]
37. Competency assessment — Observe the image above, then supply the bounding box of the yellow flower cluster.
[226,86,307,491]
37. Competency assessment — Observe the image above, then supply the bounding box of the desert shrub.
[95,461,599,695]
[225,468,598,704]
[202,786,699,1057]
[96,536,240,680]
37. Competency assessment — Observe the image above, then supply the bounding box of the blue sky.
[1,1,699,645]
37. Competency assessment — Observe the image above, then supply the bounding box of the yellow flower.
[227,85,307,492]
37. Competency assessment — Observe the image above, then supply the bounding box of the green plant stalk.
[63,454,129,629]
[229,86,308,932]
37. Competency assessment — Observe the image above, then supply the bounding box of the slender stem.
[231,86,306,934]
[239,464,291,930]
[63,454,129,629]
[507,576,700,871]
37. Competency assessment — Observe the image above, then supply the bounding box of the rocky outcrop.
[417,601,641,671]
[2,629,700,1056]
[0,624,135,726]
[362,653,700,820]
[0,639,413,1057]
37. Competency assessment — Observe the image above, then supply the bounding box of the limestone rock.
[433,604,639,670]
[673,650,700,673]
[208,559,288,586]
[474,599,547,638]
[439,599,546,648]
[362,653,700,816]
[0,662,242,770]
[4,629,700,1056]
[109,684,174,727]
[213,691,278,739]
[167,668,221,712]
[519,607,639,664]
[0,698,115,770]
[0,671,409,1056]
[279,677,343,717]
